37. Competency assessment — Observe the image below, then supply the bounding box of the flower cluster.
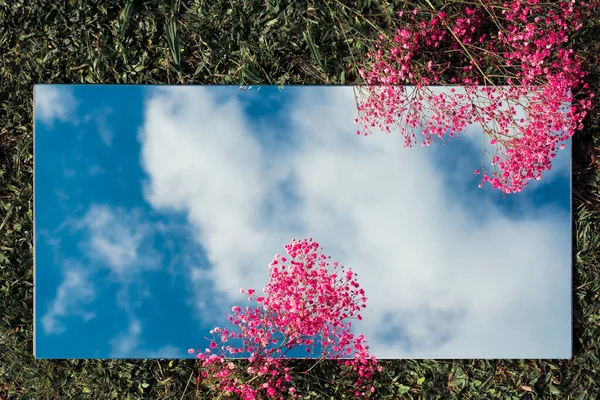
[190,239,380,399]
[355,0,596,193]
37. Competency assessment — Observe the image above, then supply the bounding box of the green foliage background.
[1,0,599,398]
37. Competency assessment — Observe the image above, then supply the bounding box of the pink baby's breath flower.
[353,0,593,194]
[191,239,377,398]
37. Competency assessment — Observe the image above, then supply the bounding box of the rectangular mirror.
[34,85,571,359]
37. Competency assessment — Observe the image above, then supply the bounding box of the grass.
[1,0,600,398]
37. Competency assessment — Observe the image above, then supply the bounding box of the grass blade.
[302,31,324,74]
[166,16,181,68]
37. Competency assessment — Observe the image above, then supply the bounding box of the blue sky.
[34,85,571,359]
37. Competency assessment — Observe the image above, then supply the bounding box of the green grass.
[1,0,600,398]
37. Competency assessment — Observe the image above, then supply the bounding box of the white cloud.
[138,86,571,358]
[89,165,105,176]
[77,204,167,354]
[78,204,161,281]
[109,318,183,358]
[146,345,184,358]
[138,87,286,298]
[40,204,161,341]
[34,85,78,127]
[83,107,114,146]
[40,261,96,335]
[110,318,143,357]
[96,109,114,146]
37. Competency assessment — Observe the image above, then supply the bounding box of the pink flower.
[352,0,593,193]
[190,239,377,398]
